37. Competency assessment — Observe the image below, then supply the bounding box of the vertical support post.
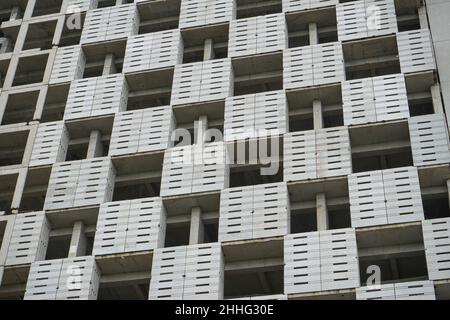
[309,23,319,45]
[189,207,204,245]
[431,84,445,114]
[68,221,87,258]
[11,168,28,212]
[10,7,22,20]
[87,130,103,159]
[195,115,208,145]
[446,180,450,211]
[203,38,215,61]
[102,54,116,76]
[316,193,329,231]
[313,100,324,130]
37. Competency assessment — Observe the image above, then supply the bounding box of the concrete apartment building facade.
[0,0,450,300]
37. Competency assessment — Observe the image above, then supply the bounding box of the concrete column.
[0,215,15,266]
[10,7,22,20]
[203,38,215,61]
[431,84,445,114]
[115,0,126,5]
[195,115,208,145]
[313,100,324,130]
[11,168,28,213]
[102,54,116,76]
[309,23,319,45]
[189,207,204,245]
[316,193,329,231]
[418,6,428,29]
[87,130,103,158]
[0,38,12,54]
[390,258,400,279]
[68,221,87,257]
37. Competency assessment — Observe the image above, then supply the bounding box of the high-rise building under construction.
[1,0,450,300]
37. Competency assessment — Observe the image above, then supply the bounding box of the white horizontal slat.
[44,161,81,210]
[81,4,139,45]
[219,186,254,242]
[320,228,360,291]
[228,17,257,58]
[160,145,194,197]
[253,183,290,239]
[64,0,98,12]
[283,46,314,90]
[342,78,376,126]
[192,143,229,193]
[123,30,183,74]
[423,218,450,281]
[356,283,396,300]
[224,94,255,141]
[409,113,450,166]
[180,0,235,29]
[73,157,116,207]
[109,110,142,156]
[373,74,409,122]
[184,243,224,300]
[125,197,166,252]
[316,127,352,178]
[312,42,345,86]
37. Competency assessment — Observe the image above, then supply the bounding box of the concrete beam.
[316,193,329,231]
[189,207,204,245]
[68,221,87,258]
[86,130,103,159]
